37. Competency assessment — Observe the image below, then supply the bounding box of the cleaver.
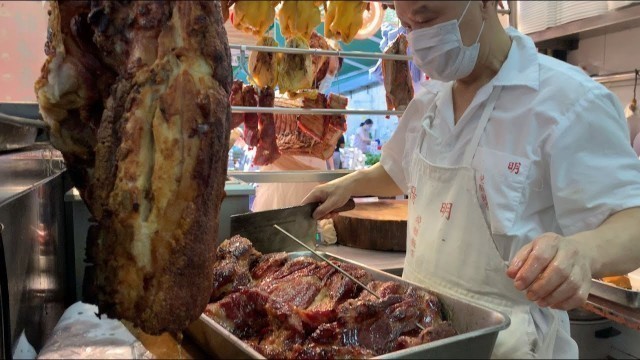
[229,199,356,253]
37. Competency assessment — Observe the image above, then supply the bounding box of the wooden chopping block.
[334,199,407,252]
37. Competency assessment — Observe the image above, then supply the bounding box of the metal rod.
[274,224,426,331]
[0,112,46,129]
[373,0,510,14]
[232,106,404,116]
[593,71,639,84]
[228,170,354,183]
[230,44,412,61]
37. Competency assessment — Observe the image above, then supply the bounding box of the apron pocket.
[472,147,531,236]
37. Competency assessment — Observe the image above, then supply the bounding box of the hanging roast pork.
[35,1,232,335]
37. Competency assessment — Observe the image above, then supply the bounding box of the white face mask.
[407,1,485,82]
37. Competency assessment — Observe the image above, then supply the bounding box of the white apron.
[403,86,567,359]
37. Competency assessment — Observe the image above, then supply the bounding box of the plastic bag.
[37,302,152,359]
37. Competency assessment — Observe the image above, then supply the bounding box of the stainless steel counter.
[0,145,71,357]
[317,244,406,275]
[0,145,64,207]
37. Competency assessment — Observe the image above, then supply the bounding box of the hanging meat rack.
[0,44,414,129]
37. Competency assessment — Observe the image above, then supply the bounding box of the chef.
[303,1,640,358]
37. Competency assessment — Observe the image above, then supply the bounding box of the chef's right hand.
[303,180,353,220]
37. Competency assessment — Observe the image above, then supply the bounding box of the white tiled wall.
[566,26,640,108]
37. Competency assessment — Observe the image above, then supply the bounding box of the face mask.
[318,73,335,93]
[407,1,485,82]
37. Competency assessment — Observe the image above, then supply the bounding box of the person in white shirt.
[352,118,373,153]
[303,1,640,358]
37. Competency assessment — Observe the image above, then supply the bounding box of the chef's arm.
[575,207,640,277]
[303,163,403,219]
[507,207,640,310]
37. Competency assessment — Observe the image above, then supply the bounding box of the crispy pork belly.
[35,1,232,334]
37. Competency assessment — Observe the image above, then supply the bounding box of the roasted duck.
[35,1,232,334]
[278,35,314,94]
[324,1,367,44]
[206,237,457,358]
[231,0,279,37]
[277,0,323,40]
[248,36,280,88]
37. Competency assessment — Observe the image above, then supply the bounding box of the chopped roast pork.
[206,237,457,358]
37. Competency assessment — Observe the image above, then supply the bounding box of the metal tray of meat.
[590,279,640,308]
[187,252,510,359]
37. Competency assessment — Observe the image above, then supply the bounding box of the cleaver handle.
[328,199,356,214]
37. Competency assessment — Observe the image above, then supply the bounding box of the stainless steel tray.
[0,103,40,151]
[590,279,640,308]
[187,252,510,359]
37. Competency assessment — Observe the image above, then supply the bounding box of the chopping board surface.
[334,199,408,252]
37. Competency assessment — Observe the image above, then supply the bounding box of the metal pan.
[187,252,510,359]
[0,103,42,152]
[590,279,640,308]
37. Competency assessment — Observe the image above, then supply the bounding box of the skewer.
[273,224,426,331]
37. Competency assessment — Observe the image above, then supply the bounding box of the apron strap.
[462,86,503,166]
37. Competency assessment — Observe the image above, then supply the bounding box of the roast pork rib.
[35,1,232,334]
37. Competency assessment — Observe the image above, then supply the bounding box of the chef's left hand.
[506,233,593,311]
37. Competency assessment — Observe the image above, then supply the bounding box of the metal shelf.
[593,71,638,84]
[232,106,403,116]
[0,104,404,129]
[230,44,412,61]
[529,4,640,49]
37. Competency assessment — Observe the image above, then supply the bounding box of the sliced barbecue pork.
[254,86,281,166]
[242,85,260,147]
[230,80,245,129]
[382,34,414,117]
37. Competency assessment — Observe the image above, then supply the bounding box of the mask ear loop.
[459,1,484,44]
[459,1,473,22]
[475,19,486,44]
[631,69,638,113]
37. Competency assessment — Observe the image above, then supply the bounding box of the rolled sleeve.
[548,86,640,235]
[380,87,436,194]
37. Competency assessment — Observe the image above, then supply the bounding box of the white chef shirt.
[381,27,640,261]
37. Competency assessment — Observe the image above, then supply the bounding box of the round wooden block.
[334,199,407,252]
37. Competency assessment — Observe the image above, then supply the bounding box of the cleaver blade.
[229,199,355,254]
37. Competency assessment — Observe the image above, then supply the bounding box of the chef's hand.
[506,233,593,311]
[302,180,353,220]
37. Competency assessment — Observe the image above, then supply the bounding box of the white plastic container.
[608,1,640,11]
[628,268,640,291]
[556,1,608,25]
[517,1,557,34]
